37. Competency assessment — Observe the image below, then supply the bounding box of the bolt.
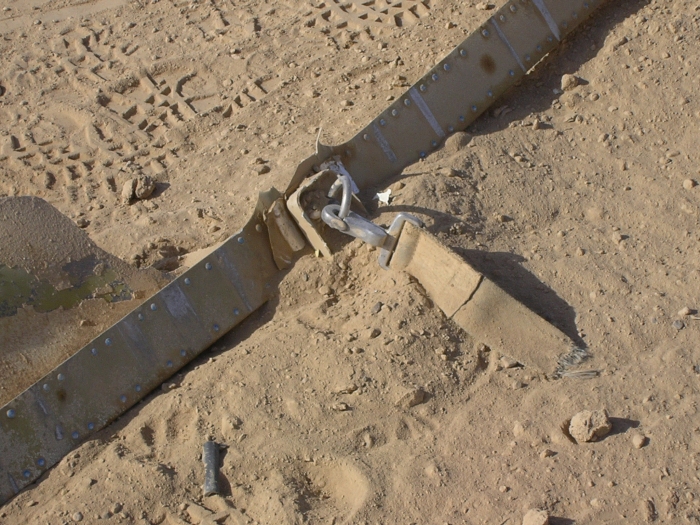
[420,84,426,92]
[391,109,399,117]
[7,409,16,418]
[237,237,245,244]
[482,29,489,37]
[135,385,141,392]
[43,383,50,391]
[91,348,98,356]
[431,73,439,81]
[23,470,31,478]
[205,262,212,270]
[443,63,451,71]
[105,338,112,346]
[379,119,386,126]
[234,308,240,316]
[184,278,191,285]
[213,324,220,332]
[88,422,95,430]
[57,373,65,381]
[404,99,411,107]
[37,458,45,467]
[71,431,79,440]
[459,49,467,57]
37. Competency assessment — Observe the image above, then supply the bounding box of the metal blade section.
[0,216,278,505]
[332,0,606,191]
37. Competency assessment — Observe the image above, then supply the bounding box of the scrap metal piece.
[0,204,279,505]
[390,223,577,375]
[202,441,220,497]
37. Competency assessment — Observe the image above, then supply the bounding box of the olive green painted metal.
[0,0,607,506]
[0,212,279,504]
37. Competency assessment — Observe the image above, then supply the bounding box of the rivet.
[573,12,578,18]
[105,337,112,346]
[447,125,454,133]
[472,105,478,112]
[213,324,220,332]
[419,151,426,158]
[547,36,553,42]
[7,409,16,418]
[459,115,465,122]
[562,21,568,28]
[510,5,517,12]
[37,458,45,467]
[57,373,65,381]
[481,28,489,37]
[166,360,173,368]
[459,48,467,57]
[88,422,95,430]
[420,84,426,92]
[431,140,438,147]
[72,431,79,440]
[135,385,142,392]
[180,349,187,357]
[584,2,589,8]
[379,118,386,126]
[255,224,263,232]
[120,395,127,403]
[499,14,506,22]
[91,348,98,356]
[431,73,439,81]
[536,45,542,51]
[205,262,212,270]
[43,383,50,391]
[443,63,451,71]
[403,99,411,107]
[391,109,399,117]
[23,470,31,478]
[138,313,144,321]
[509,70,515,76]
[184,277,191,285]
[488,90,494,97]
[363,133,370,141]
[237,237,245,244]
[234,308,240,316]
[525,54,531,62]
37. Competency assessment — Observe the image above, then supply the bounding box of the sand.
[1,0,699,523]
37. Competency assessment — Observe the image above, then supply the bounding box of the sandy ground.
[1,0,700,523]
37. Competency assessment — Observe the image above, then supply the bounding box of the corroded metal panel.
[0,216,277,504]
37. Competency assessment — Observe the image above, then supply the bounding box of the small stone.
[112,503,123,514]
[100,511,113,520]
[371,302,383,315]
[568,409,612,443]
[366,328,381,339]
[255,164,271,175]
[134,174,155,199]
[396,387,427,408]
[511,380,524,390]
[495,214,512,223]
[683,179,697,190]
[72,512,83,522]
[642,499,657,522]
[631,433,647,449]
[612,232,624,244]
[121,178,137,204]
[513,421,525,437]
[678,307,692,316]
[75,217,90,228]
[499,485,509,493]
[522,508,549,525]
[340,99,353,107]
[499,356,520,369]
[532,119,541,130]
[363,433,374,448]
[561,74,579,92]
[475,2,495,10]
[673,320,685,330]
[540,449,556,459]
[598,133,609,143]
[318,285,332,296]
[331,402,350,411]
[576,247,586,256]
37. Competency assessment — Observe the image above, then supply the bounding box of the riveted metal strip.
[0,215,278,505]
[372,122,398,164]
[330,0,607,191]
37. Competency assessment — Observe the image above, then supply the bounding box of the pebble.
[371,302,383,315]
[568,409,612,443]
[561,74,579,92]
[532,118,541,130]
[121,178,137,204]
[134,174,155,199]
[331,402,350,412]
[475,2,495,10]
[72,512,83,522]
[318,285,332,296]
[678,307,692,316]
[540,448,556,459]
[340,99,353,107]
[672,320,684,330]
[499,356,520,369]
[683,179,697,190]
[396,387,427,409]
[576,247,586,256]
[366,327,381,339]
[632,433,647,449]
[522,508,549,525]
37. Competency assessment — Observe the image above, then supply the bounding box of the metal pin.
[481,28,489,37]
[180,349,187,356]
[562,21,568,28]
[509,70,515,76]
[499,14,506,22]
[234,308,240,316]
[55,425,64,440]
[167,360,173,367]
[537,45,542,51]
[419,151,426,158]
[23,470,31,478]
[510,5,517,12]
[202,441,220,497]
[120,395,127,403]
[447,126,454,133]
[547,36,553,42]
[459,115,465,122]
[525,54,531,62]
[205,262,212,270]
[488,90,494,97]
[472,105,478,112]
[431,140,438,147]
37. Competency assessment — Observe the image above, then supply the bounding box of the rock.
[340,99,353,107]
[673,320,685,330]
[371,302,383,315]
[75,217,90,228]
[568,409,612,443]
[561,74,579,92]
[678,307,692,316]
[331,402,350,411]
[513,421,525,437]
[443,131,471,153]
[366,328,381,339]
[396,387,427,408]
[134,174,156,199]
[642,499,657,522]
[540,449,556,459]
[683,179,697,190]
[318,285,332,296]
[499,356,520,369]
[72,512,84,522]
[475,2,495,10]
[121,178,137,204]
[632,433,647,449]
[523,508,549,525]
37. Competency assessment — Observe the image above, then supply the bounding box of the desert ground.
[1,0,700,524]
